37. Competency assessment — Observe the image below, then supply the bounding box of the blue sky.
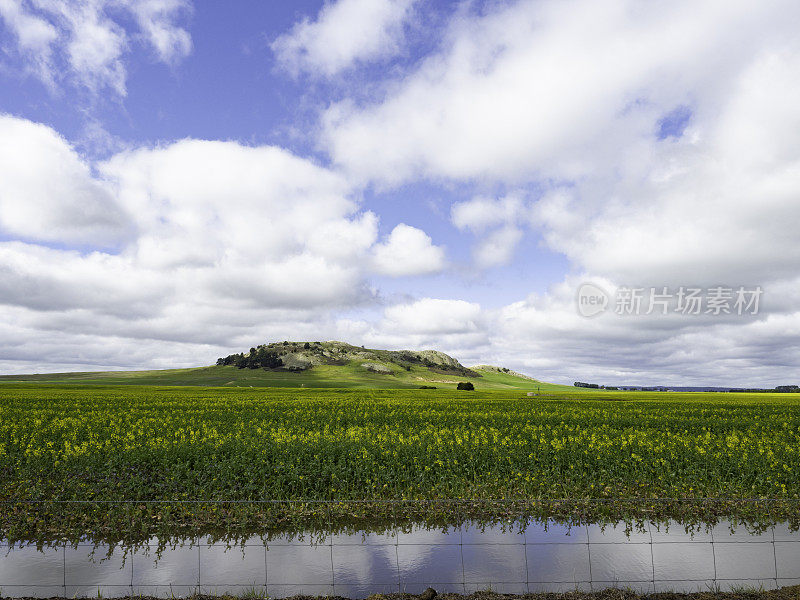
[3,2,314,146]
[1,0,799,386]
[0,0,565,304]
[2,1,454,153]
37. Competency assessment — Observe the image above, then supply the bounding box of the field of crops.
[1,384,799,544]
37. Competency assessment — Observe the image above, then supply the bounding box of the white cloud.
[337,297,489,363]
[472,225,523,269]
[0,114,132,246]
[0,302,343,372]
[322,0,797,184]
[531,48,800,287]
[339,276,799,388]
[451,194,527,268]
[272,0,416,77]
[371,223,446,277]
[46,0,129,96]
[99,136,382,309]
[0,0,192,95]
[0,117,453,372]
[383,298,481,335]
[451,194,524,234]
[486,276,800,387]
[125,0,192,65]
[0,0,57,85]
[0,242,163,317]
[315,0,800,385]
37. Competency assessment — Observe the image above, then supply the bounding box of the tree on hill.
[217,349,282,370]
[574,381,600,389]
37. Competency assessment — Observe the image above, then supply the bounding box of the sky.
[0,0,799,386]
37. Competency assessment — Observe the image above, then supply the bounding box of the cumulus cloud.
[0,116,452,372]
[321,0,796,184]
[0,302,341,372]
[472,226,524,269]
[272,0,417,77]
[0,114,132,246]
[321,0,800,287]
[337,297,489,365]
[486,276,800,387]
[0,0,192,95]
[452,194,527,268]
[532,48,800,287]
[371,223,446,277]
[383,297,481,335]
[0,242,162,317]
[316,0,800,385]
[100,138,367,268]
[342,277,798,388]
[98,136,383,311]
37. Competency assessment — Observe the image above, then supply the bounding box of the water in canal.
[2,519,799,598]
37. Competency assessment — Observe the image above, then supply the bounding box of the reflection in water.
[1,519,799,598]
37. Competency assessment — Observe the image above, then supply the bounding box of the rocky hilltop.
[217,340,480,377]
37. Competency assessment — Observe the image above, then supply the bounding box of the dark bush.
[457,382,475,391]
[419,385,437,389]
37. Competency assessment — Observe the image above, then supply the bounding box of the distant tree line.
[573,381,800,393]
[729,385,800,393]
[574,381,600,389]
[217,346,283,370]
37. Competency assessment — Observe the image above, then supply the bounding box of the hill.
[0,340,573,390]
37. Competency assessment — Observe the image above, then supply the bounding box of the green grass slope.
[469,366,575,391]
[0,360,573,390]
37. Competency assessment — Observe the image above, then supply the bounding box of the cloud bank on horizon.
[0,0,799,386]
